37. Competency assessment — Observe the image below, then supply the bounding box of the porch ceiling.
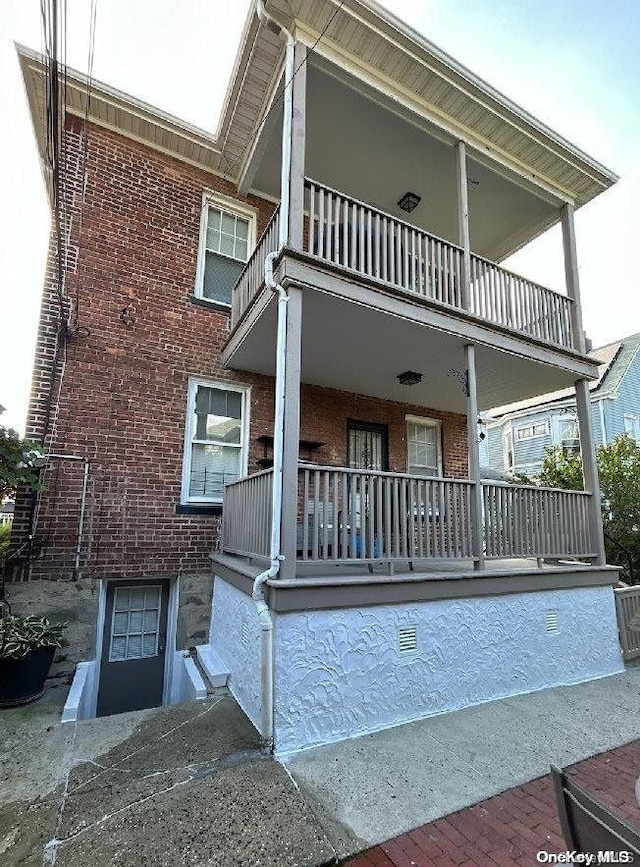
[250,63,561,262]
[226,289,581,414]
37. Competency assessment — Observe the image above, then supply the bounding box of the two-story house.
[11,0,624,754]
[482,332,640,477]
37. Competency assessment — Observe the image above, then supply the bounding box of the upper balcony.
[222,43,610,408]
[233,178,574,350]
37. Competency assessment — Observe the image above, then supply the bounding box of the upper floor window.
[181,379,250,504]
[195,194,256,307]
[406,415,442,476]
[515,421,548,441]
[624,414,639,442]
[559,417,579,441]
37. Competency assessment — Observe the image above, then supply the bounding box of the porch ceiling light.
[397,191,421,213]
[397,370,422,386]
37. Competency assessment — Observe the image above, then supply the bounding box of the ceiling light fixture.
[397,191,421,213]
[397,370,422,386]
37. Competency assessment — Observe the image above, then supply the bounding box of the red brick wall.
[12,117,468,582]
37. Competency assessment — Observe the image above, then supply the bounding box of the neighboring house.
[482,333,640,477]
[10,1,624,753]
[0,501,14,527]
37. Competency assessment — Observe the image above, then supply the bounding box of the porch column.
[575,378,606,566]
[465,343,485,570]
[287,41,307,250]
[561,203,586,354]
[455,141,472,311]
[280,285,303,578]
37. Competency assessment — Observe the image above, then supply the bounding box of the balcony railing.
[304,179,575,351]
[222,468,273,559]
[220,464,595,569]
[232,208,280,327]
[482,481,593,559]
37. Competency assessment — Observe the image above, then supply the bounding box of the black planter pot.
[0,646,56,707]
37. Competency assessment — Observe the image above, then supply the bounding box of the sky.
[1,0,639,433]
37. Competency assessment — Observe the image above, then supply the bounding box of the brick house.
[10,0,624,751]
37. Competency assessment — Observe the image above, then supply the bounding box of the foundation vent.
[545,609,559,634]
[241,621,249,647]
[398,625,418,654]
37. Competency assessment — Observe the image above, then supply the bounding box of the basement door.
[96,579,170,717]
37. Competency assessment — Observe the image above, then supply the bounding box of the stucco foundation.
[208,576,624,755]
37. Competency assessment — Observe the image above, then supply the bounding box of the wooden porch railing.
[481,481,594,559]
[303,178,575,351]
[221,469,273,559]
[296,465,475,563]
[220,467,597,569]
[615,586,640,662]
[231,208,280,328]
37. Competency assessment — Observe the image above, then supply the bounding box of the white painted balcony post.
[575,378,606,566]
[280,285,303,578]
[287,42,307,250]
[561,203,586,354]
[456,141,472,311]
[465,343,485,570]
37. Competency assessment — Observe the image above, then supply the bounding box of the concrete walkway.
[285,668,640,847]
[1,668,639,865]
[0,686,357,866]
[344,740,640,865]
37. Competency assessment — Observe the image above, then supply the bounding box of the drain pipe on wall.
[252,0,295,751]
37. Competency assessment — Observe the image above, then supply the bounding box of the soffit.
[19,0,617,212]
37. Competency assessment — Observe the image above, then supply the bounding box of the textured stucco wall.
[209,577,262,731]
[273,586,624,755]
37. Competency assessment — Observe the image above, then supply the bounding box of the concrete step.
[195,645,230,691]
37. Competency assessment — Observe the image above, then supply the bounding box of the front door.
[347,420,389,470]
[97,579,170,717]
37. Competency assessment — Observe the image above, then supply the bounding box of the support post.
[465,344,485,570]
[575,378,606,566]
[280,286,303,578]
[561,203,586,354]
[455,141,472,311]
[288,41,307,250]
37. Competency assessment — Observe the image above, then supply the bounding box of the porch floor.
[211,552,617,612]
[213,552,598,580]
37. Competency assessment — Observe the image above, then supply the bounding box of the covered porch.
[219,462,596,579]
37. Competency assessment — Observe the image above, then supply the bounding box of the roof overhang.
[18,0,617,222]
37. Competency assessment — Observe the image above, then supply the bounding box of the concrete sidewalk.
[285,668,640,847]
[1,668,639,865]
[0,687,357,866]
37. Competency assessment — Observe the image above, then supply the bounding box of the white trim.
[89,580,107,717]
[163,577,180,707]
[405,414,443,477]
[194,191,258,304]
[180,377,251,505]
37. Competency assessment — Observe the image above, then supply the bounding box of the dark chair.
[551,764,640,859]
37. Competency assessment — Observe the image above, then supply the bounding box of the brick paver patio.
[344,740,640,866]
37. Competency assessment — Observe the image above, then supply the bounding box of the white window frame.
[405,414,443,477]
[624,413,639,442]
[558,417,579,442]
[503,425,514,472]
[515,420,549,441]
[181,377,251,505]
[194,191,258,306]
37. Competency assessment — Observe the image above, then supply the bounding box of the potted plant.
[0,615,66,707]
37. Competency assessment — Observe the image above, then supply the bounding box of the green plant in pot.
[0,615,66,707]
